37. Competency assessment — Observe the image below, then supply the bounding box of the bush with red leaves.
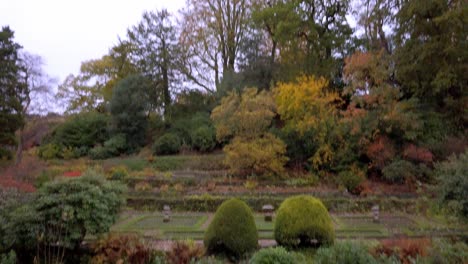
[0,177,36,192]
[403,144,434,165]
[366,135,396,170]
[373,238,431,264]
[63,171,82,178]
[166,240,205,264]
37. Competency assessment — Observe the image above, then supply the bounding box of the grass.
[152,154,226,171]
[110,211,466,240]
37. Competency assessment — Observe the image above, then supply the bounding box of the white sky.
[0,0,185,83]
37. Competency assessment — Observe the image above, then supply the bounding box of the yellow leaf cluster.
[274,75,341,135]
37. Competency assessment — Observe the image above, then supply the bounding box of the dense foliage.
[110,75,150,151]
[274,195,334,248]
[0,27,26,159]
[204,198,258,259]
[314,242,377,264]
[249,247,296,264]
[434,151,468,219]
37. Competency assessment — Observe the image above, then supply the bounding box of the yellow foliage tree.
[224,133,288,177]
[211,88,276,141]
[211,88,287,176]
[274,75,342,170]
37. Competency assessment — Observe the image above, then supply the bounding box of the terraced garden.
[109,210,468,243]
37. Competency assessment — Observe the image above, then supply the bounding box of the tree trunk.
[15,129,23,166]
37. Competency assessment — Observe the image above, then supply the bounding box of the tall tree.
[394,0,467,128]
[56,42,136,113]
[0,26,26,160]
[15,52,55,164]
[127,9,178,117]
[179,0,251,93]
[253,0,352,82]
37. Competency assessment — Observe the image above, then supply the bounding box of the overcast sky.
[1,0,185,84]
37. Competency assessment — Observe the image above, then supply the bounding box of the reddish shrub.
[166,240,205,264]
[403,144,434,165]
[91,234,151,264]
[373,238,431,264]
[366,135,396,170]
[63,171,82,177]
[0,177,36,192]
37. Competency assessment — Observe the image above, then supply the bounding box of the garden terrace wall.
[126,195,424,213]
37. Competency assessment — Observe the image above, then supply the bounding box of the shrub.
[89,146,112,160]
[153,133,181,155]
[38,143,62,160]
[434,151,468,219]
[0,250,16,264]
[382,159,417,184]
[427,239,468,264]
[373,238,431,264]
[91,234,151,264]
[109,166,128,181]
[204,198,258,259]
[103,134,127,155]
[166,240,205,264]
[274,195,334,248]
[36,170,126,249]
[314,241,377,264]
[338,166,365,194]
[224,133,288,177]
[250,247,295,264]
[135,182,152,192]
[191,126,216,152]
[47,112,110,151]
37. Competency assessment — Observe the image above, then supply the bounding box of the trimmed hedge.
[204,198,258,258]
[126,195,425,213]
[274,195,334,247]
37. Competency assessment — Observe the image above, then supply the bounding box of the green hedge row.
[126,195,424,213]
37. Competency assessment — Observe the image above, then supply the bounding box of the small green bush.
[274,195,334,248]
[204,198,258,259]
[38,143,62,160]
[153,133,182,155]
[191,126,216,152]
[338,169,364,194]
[427,239,468,263]
[382,159,417,184]
[104,134,127,155]
[47,112,110,150]
[109,166,129,181]
[250,247,295,264]
[0,250,16,264]
[89,146,112,160]
[314,241,377,264]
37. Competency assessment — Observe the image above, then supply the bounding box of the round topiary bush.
[204,198,258,259]
[249,247,296,264]
[274,195,334,248]
[153,133,181,155]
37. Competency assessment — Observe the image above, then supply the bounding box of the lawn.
[110,210,467,240]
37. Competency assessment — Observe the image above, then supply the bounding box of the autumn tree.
[211,88,287,176]
[56,42,136,113]
[127,9,178,117]
[274,75,342,170]
[0,26,26,159]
